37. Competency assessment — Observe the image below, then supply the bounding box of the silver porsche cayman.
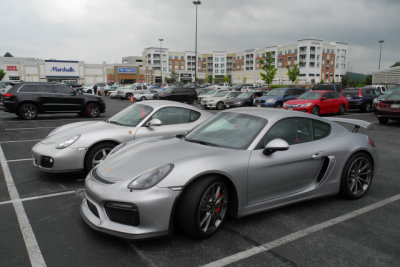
[32,100,212,173]
[81,108,377,240]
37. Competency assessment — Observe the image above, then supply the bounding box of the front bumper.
[253,102,274,107]
[224,103,243,108]
[81,173,180,240]
[32,142,86,172]
[201,101,217,109]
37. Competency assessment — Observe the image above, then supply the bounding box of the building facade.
[372,66,400,87]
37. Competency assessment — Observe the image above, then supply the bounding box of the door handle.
[312,152,326,159]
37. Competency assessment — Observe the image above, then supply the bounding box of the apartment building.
[143,38,348,85]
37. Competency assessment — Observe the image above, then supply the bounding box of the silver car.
[133,90,159,101]
[201,91,242,110]
[81,108,377,240]
[32,100,212,173]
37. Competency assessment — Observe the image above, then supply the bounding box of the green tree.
[206,75,213,83]
[311,78,315,85]
[0,69,5,81]
[243,76,247,84]
[349,79,358,87]
[214,77,219,84]
[286,63,300,84]
[169,72,178,83]
[259,52,277,86]
[364,75,372,85]
[3,52,13,57]
[390,61,400,68]
[223,75,229,83]
[341,75,348,87]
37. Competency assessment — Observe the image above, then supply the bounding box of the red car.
[283,90,348,115]
[375,93,400,124]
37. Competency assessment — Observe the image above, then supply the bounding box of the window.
[18,85,35,93]
[149,107,200,125]
[37,85,56,93]
[57,86,73,94]
[215,58,219,62]
[313,120,330,140]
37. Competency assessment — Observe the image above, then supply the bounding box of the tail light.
[358,89,363,98]
[368,136,375,147]
[2,93,13,97]
[377,102,389,108]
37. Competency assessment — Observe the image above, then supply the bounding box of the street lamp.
[378,40,384,70]
[193,0,201,84]
[159,38,164,84]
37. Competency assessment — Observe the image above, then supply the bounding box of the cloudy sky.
[1,0,399,74]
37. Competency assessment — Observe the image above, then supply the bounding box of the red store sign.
[7,66,18,71]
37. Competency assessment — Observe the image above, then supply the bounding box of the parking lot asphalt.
[0,97,399,267]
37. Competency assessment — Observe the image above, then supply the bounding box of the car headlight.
[56,134,81,149]
[128,164,174,190]
[299,103,312,107]
[267,98,275,103]
[234,101,242,105]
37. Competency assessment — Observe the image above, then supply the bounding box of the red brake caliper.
[88,106,92,115]
[215,193,221,215]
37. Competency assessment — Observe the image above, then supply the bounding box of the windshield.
[214,91,229,97]
[297,92,321,100]
[237,92,252,98]
[267,88,286,96]
[107,104,153,127]
[164,87,174,93]
[185,112,267,149]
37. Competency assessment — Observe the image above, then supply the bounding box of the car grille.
[40,156,54,168]
[87,199,99,218]
[255,99,265,103]
[285,104,300,108]
[104,201,140,226]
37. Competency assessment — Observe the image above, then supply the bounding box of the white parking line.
[0,139,42,144]
[5,127,56,131]
[202,193,400,267]
[6,158,33,163]
[0,190,78,207]
[0,145,46,266]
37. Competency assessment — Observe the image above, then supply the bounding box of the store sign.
[181,74,191,78]
[7,66,18,71]
[45,60,79,77]
[118,67,137,73]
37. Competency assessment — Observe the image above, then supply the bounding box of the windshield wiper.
[185,138,220,147]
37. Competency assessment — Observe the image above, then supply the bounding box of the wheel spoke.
[359,170,371,176]
[202,213,212,232]
[214,185,221,202]
[349,180,356,192]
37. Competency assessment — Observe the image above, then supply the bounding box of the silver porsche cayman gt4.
[81,108,377,240]
[32,100,212,173]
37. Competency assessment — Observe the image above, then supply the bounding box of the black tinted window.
[56,86,73,94]
[313,120,331,140]
[19,85,35,93]
[36,85,56,93]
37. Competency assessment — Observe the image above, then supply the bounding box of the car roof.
[134,100,205,111]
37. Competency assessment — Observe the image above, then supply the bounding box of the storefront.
[45,60,80,84]
[180,73,192,83]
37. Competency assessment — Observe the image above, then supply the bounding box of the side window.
[143,85,147,89]
[149,107,193,125]
[313,120,331,140]
[189,110,201,122]
[137,85,142,90]
[259,117,313,147]
[19,85,35,93]
[331,92,340,99]
[37,85,56,93]
[57,86,73,94]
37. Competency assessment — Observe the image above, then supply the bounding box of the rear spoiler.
[326,117,373,132]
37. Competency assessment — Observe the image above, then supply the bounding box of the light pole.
[159,38,164,84]
[378,40,384,70]
[193,1,201,84]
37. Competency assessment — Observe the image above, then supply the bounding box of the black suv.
[157,87,198,104]
[341,87,382,112]
[0,82,106,120]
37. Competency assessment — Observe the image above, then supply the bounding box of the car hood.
[41,121,132,144]
[95,137,228,183]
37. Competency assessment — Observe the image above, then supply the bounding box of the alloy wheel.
[345,156,372,197]
[91,147,112,168]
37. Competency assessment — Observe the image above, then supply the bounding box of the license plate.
[346,96,351,100]
[391,104,400,108]
[226,105,229,108]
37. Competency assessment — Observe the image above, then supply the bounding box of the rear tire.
[363,102,372,112]
[340,152,373,200]
[378,117,389,125]
[176,176,229,239]
[18,103,38,120]
[216,102,224,110]
[187,97,194,104]
[140,96,146,101]
[311,105,320,115]
[84,142,118,173]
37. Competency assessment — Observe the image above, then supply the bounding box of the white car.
[116,83,151,99]
[133,90,159,101]
[201,91,242,110]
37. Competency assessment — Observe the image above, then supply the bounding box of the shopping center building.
[1,38,348,85]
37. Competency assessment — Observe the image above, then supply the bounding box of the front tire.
[339,104,346,115]
[378,117,389,125]
[311,105,320,115]
[84,103,100,118]
[84,142,117,173]
[363,102,372,112]
[216,102,224,110]
[140,96,146,101]
[18,103,38,120]
[176,176,229,239]
[340,152,373,200]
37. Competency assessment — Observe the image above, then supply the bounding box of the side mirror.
[146,118,162,127]
[263,138,289,155]
[321,97,327,101]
